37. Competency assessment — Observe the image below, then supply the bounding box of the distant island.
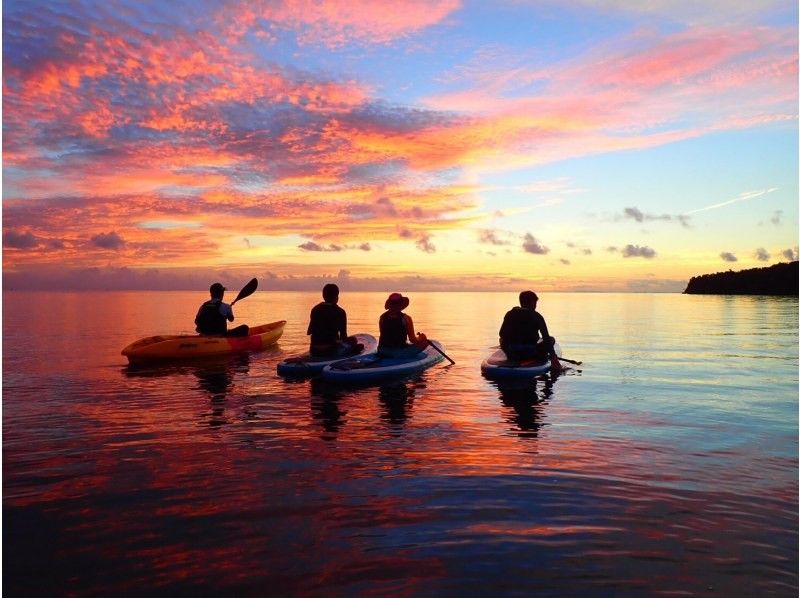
[684,261,798,295]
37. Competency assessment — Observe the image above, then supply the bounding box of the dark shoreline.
[683,261,798,295]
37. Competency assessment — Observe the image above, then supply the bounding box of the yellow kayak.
[122,321,286,363]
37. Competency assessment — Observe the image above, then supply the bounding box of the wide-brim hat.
[385,292,410,310]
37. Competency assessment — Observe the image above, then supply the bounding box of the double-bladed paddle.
[230,278,258,306]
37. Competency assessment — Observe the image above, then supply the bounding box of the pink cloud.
[223,0,461,47]
[421,24,797,171]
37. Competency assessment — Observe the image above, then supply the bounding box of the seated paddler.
[194,282,249,337]
[499,290,561,373]
[307,283,361,357]
[377,293,429,357]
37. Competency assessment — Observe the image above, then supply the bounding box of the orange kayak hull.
[122,321,286,363]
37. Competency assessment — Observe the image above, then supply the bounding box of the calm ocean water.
[3,291,798,595]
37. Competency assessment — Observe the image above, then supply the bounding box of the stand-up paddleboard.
[277,333,377,377]
[322,340,446,384]
[122,321,286,364]
[481,342,562,380]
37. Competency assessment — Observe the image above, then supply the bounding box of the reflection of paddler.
[309,378,346,439]
[378,382,415,427]
[496,375,555,436]
[194,363,235,400]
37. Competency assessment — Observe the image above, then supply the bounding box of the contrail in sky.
[685,188,778,215]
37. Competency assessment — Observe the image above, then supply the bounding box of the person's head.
[210,282,226,299]
[519,290,538,308]
[322,283,339,303]
[384,292,410,312]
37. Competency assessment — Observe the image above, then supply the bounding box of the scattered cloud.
[782,248,798,261]
[559,258,571,265]
[416,234,436,253]
[478,229,512,245]
[770,210,783,225]
[90,231,125,249]
[299,241,351,252]
[3,230,40,249]
[720,251,738,262]
[623,207,691,227]
[522,233,549,255]
[622,244,656,258]
[754,247,770,261]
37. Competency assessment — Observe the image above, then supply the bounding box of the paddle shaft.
[428,341,455,365]
[559,356,582,366]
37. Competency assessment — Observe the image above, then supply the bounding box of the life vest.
[195,300,227,335]
[379,312,407,348]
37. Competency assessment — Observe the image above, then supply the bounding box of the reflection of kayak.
[277,333,378,377]
[321,341,445,383]
[481,342,561,379]
[122,321,286,363]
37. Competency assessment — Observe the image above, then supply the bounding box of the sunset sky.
[3,0,798,291]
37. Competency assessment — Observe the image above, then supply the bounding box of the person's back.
[378,311,409,348]
[499,306,544,348]
[499,291,561,372]
[196,296,228,336]
[378,293,428,357]
[307,283,356,356]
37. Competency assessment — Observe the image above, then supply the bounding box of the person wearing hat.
[194,282,249,337]
[307,283,362,357]
[378,293,429,357]
[499,290,561,372]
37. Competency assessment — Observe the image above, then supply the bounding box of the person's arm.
[538,315,562,372]
[340,311,348,340]
[221,303,234,322]
[404,314,416,342]
[405,314,428,348]
[499,312,511,349]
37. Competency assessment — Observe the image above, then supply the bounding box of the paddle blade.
[232,278,258,304]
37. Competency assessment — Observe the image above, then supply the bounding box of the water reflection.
[309,378,348,440]
[122,354,252,427]
[378,380,417,430]
[493,376,556,438]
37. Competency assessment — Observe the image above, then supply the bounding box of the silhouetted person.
[195,282,249,337]
[307,283,361,357]
[378,293,429,357]
[499,290,561,373]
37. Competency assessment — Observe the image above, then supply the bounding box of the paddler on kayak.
[307,283,362,357]
[499,290,562,373]
[377,293,429,357]
[194,282,249,337]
